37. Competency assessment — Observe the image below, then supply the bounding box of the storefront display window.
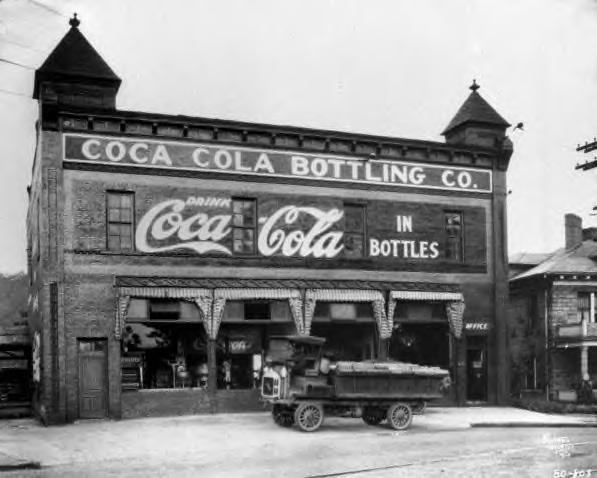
[389,301,452,377]
[311,301,376,360]
[217,299,294,390]
[121,299,208,390]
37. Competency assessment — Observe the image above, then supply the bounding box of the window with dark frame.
[578,292,591,322]
[232,199,256,255]
[107,191,134,251]
[444,211,463,262]
[344,204,366,258]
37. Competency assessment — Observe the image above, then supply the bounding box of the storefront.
[27,18,513,422]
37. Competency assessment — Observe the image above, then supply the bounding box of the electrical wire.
[0,37,44,53]
[0,57,34,70]
[0,87,31,98]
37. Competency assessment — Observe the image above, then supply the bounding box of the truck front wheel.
[387,402,413,430]
[272,405,294,427]
[294,402,324,432]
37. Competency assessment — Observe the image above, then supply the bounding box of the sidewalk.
[0,407,594,471]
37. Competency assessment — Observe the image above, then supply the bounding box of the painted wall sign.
[64,134,493,193]
[135,196,344,258]
[71,181,488,267]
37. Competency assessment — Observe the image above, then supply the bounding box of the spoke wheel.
[294,402,324,432]
[387,402,413,430]
[362,407,384,426]
[272,406,294,427]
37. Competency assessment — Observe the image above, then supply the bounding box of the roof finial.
[69,13,80,28]
[469,79,480,92]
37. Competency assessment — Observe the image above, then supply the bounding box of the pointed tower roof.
[441,80,510,136]
[33,14,120,99]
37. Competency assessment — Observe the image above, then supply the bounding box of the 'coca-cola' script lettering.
[135,199,345,258]
[136,199,232,255]
[258,206,343,258]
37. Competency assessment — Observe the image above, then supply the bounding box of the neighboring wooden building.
[28,18,514,423]
[509,214,597,402]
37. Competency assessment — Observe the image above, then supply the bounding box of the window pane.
[107,194,120,208]
[120,209,132,223]
[344,233,363,258]
[233,214,244,227]
[108,208,121,222]
[108,235,119,250]
[120,194,132,208]
[233,240,244,253]
[345,205,364,232]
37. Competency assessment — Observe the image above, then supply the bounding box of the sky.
[0,0,596,274]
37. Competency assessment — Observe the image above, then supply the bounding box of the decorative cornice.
[46,107,506,171]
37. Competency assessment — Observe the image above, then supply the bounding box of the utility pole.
[576,138,597,215]
[576,138,597,171]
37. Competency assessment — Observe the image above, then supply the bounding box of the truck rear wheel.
[272,405,294,427]
[362,407,385,426]
[294,402,324,432]
[387,402,413,430]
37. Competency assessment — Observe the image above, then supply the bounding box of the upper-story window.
[106,191,134,251]
[444,211,463,262]
[343,204,366,258]
[578,292,595,323]
[232,198,256,255]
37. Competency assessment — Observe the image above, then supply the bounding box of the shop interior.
[310,302,377,361]
[388,301,452,373]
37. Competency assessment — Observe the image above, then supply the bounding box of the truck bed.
[331,361,449,399]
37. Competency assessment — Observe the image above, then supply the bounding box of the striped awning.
[306,289,384,302]
[118,287,212,298]
[214,288,301,300]
[390,291,464,302]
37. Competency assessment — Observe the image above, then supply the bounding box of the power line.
[0,37,44,53]
[0,87,31,98]
[0,57,35,70]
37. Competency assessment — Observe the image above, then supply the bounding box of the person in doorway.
[222,359,231,389]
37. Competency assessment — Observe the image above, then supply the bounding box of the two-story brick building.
[27,17,513,423]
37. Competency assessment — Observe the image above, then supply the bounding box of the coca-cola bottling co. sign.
[64,134,493,193]
[135,196,344,258]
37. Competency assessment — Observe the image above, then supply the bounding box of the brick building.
[509,214,597,402]
[27,18,514,423]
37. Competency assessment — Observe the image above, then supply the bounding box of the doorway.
[78,339,108,419]
[466,336,488,402]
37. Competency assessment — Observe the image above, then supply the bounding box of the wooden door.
[78,339,108,419]
[466,336,488,402]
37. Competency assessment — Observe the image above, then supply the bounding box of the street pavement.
[0,407,595,477]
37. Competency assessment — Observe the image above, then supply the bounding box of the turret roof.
[442,81,510,136]
[33,16,120,98]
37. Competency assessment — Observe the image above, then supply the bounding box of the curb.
[471,422,597,428]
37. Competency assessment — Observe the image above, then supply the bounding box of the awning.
[387,289,465,339]
[213,288,301,300]
[390,291,464,301]
[115,287,212,339]
[212,288,304,337]
[304,289,391,339]
[118,287,212,299]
